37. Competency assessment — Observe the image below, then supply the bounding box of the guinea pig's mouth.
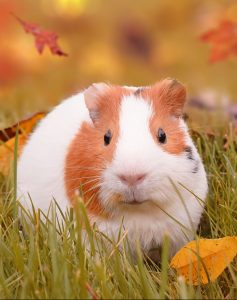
[124,200,143,205]
[121,191,149,205]
[122,196,150,205]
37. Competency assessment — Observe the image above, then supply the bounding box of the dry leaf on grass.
[0,112,45,176]
[170,237,237,285]
[0,112,45,142]
[0,135,26,176]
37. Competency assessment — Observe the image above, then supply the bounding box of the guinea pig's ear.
[153,78,187,117]
[84,83,109,122]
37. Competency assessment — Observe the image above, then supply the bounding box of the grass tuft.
[0,118,237,299]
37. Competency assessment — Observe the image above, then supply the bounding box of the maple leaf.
[12,13,68,57]
[200,20,237,63]
[170,237,237,285]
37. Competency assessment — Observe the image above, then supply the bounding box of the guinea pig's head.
[65,79,207,217]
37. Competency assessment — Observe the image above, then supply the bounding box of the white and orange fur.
[17,79,208,256]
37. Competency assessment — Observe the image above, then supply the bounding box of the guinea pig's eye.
[157,128,167,144]
[104,130,112,146]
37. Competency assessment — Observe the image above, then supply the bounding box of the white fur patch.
[17,92,91,215]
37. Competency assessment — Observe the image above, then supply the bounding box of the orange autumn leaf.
[0,112,45,176]
[170,237,237,285]
[12,13,68,57]
[0,135,26,176]
[0,112,45,142]
[200,20,237,63]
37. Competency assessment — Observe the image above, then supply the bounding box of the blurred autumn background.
[1,0,237,131]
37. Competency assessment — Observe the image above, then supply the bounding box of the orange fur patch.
[141,79,187,154]
[65,86,130,215]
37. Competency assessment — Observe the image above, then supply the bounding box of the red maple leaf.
[200,20,237,63]
[12,13,68,57]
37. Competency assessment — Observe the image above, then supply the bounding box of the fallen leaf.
[12,13,68,57]
[0,135,26,176]
[0,112,45,176]
[170,237,237,285]
[200,20,237,63]
[0,112,45,142]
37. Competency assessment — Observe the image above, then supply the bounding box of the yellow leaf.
[0,112,45,142]
[0,112,45,176]
[0,135,26,176]
[170,237,237,285]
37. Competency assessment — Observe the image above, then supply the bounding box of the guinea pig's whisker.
[64,165,104,171]
[82,178,101,186]
[82,178,101,183]
[68,181,102,197]
[65,175,101,182]
[80,175,101,179]
[72,175,101,179]
[69,181,101,196]
[66,179,101,191]
[83,183,102,195]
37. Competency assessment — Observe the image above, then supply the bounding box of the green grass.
[0,113,237,299]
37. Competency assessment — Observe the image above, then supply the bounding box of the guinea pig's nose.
[118,173,146,186]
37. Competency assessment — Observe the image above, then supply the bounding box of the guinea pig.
[17,78,208,256]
